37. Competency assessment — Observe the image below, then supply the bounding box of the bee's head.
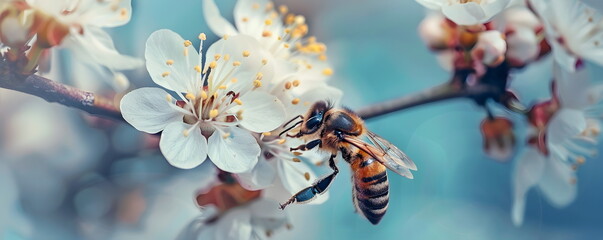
[302,101,331,134]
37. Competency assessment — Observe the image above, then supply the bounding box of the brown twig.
[0,60,124,121]
[356,83,500,120]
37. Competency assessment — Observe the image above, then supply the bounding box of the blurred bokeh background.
[2,0,603,239]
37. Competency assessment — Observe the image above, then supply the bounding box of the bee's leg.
[290,139,322,152]
[279,154,338,210]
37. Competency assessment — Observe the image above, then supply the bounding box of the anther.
[218,85,227,90]
[265,19,272,25]
[233,61,241,66]
[277,138,286,144]
[292,80,300,87]
[262,132,272,136]
[576,157,586,165]
[182,130,190,137]
[214,54,221,60]
[231,78,238,83]
[209,109,219,118]
[242,17,249,22]
[166,94,173,102]
[194,65,202,73]
[322,68,333,76]
[253,80,262,88]
[161,72,170,77]
[223,34,229,40]
[184,40,192,47]
[304,172,310,181]
[295,15,305,24]
[252,3,260,9]
[292,158,301,162]
[262,30,273,37]
[262,59,268,65]
[293,152,302,156]
[285,82,292,89]
[242,50,251,57]
[166,59,174,65]
[283,43,290,48]
[185,93,196,100]
[291,98,300,105]
[223,54,231,61]
[256,72,264,80]
[279,5,288,14]
[222,132,231,139]
[234,99,243,105]
[209,61,217,69]
[199,33,207,40]
[201,91,208,100]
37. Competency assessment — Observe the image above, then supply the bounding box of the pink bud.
[472,30,507,67]
[480,117,516,161]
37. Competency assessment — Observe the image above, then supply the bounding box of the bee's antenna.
[279,120,303,137]
[283,115,303,128]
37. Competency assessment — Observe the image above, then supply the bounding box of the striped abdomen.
[351,156,389,225]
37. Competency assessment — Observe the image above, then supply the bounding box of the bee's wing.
[366,131,417,171]
[343,136,414,179]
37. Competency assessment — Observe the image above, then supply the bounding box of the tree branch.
[0,61,124,121]
[356,83,499,120]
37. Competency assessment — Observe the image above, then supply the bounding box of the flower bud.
[418,13,451,50]
[506,27,539,67]
[0,3,35,48]
[471,30,507,67]
[480,117,516,161]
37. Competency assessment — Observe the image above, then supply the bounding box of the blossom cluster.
[118,0,342,237]
[417,0,603,226]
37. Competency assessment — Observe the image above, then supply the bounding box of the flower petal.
[159,122,208,169]
[546,109,586,145]
[235,158,276,190]
[214,207,253,240]
[555,65,592,109]
[64,26,143,71]
[207,127,260,173]
[538,157,577,207]
[120,87,184,134]
[74,0,133,27]
[234,0,273,36]
[202,0,239,37]
[442,2,486,25]
[234,91,286,133]
[145,29,200,93]
[249,199,289,231]
[511,147,545,226]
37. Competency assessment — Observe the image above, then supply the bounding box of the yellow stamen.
[265,19,272,25]
[182,130,190,137]
[262,132,272,136]
[322,68,333,76]
[218,85,227,90]
[262,59,268,65]
[185,93,196,100]
[304,172,310,181]
[279,5,288,14]
[242,50,251,57]
[242,17,249,22]
[293,152,302,156]
[291,98,300,105]
[283,43,290,48]
[253,80,262,88]
[292,158,301,162]
[166,94,173,102]
[194,65,202,73]
[231,78,238,83]
[222,132,231,139]
[214,54,221,60]
[209,61,217,69]
[236,110,244,120]
[285,82,292,89]
[256,72,264,80]
[184,40,192,47]
[295,15,305,24]
[234,99,243,105]
[252,3,259,9]
[198,33,207,40]
[292,79,300,87]
[166,59,174,65]
[201,91,208,100]
[209,109,219,118]
[223,54,231,61]
[576,157,586,164]
[161,72,170,77]
[262,30,273,37]
[319,54,327,61]
[223,34,229,40]
[277,138,286,144]
[233,61,241,66]
[119,8,128,20]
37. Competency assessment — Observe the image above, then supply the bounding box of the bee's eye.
[305,113,323,130]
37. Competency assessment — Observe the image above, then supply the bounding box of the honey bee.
[278,101,417,224]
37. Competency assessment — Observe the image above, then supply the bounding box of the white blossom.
[416,0,512,26]
[533,0,603,71]
[120,29,286,173]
